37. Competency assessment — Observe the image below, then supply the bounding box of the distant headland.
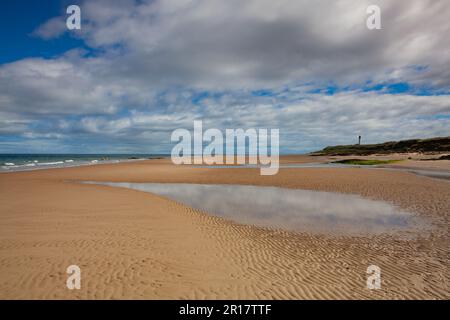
[311,136,450,156]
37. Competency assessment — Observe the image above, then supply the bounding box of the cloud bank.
[0,0,449,153]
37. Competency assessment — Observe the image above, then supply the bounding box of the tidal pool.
[84,182,426,236]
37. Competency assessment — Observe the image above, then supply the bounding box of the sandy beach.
[0,156,449,299]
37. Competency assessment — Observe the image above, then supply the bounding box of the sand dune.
[0,158,448,299]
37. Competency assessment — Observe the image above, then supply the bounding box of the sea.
[0,154,168,172]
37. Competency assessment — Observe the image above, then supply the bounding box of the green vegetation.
[332,159,401,166]
[311,136,450,156]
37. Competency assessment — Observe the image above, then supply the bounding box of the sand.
[0,157,449,299]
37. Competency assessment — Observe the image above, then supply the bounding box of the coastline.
[0,157,449,299]
[0,154,168,173]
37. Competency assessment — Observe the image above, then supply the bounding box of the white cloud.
[73,0,450,89]
[32,16,67,40]
[26,91,446,153]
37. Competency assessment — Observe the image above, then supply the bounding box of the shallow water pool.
[84,182,426,236]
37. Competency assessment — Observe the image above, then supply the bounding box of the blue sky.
[0,1,84,64]
[0,0,449,154]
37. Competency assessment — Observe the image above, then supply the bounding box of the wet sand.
[0,157,449,299]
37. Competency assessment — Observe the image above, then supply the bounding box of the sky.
[0,0,449,154]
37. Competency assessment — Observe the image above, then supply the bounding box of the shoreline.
[0,157,167,174]
[0,157,449,299]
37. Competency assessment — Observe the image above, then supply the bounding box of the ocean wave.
[37,161,65,166]
[0,157,148,172]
